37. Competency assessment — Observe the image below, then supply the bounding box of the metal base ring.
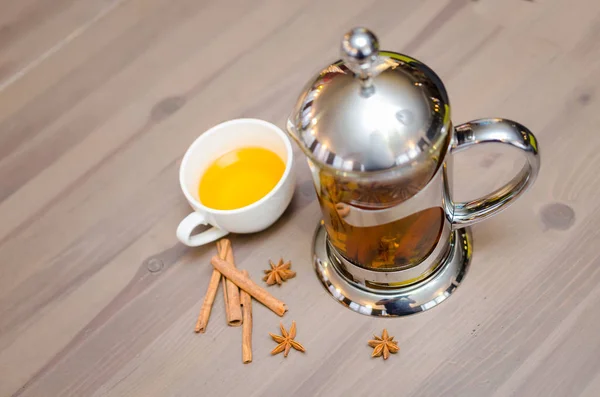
[312,223,472,317]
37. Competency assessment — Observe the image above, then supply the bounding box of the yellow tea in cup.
[199,147,285,210]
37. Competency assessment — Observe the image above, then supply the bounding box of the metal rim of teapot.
[312,223,472,317]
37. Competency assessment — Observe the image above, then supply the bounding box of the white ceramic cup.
[176,118,295,247]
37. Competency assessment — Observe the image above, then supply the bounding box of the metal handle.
[450,118,540,228]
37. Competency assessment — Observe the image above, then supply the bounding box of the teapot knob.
[341,27,379,79]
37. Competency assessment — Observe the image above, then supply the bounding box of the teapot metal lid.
[287,27,451,174]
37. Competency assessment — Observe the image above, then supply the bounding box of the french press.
[286,28,540,317]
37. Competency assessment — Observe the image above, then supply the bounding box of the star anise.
[389,182,423,203]
[351,182,384,206]
[263,259,296,286]
[270,321,305,357]
[368,329,399,360]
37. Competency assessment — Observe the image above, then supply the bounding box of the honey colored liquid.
[199,147,285,210]
[317,171,444,270]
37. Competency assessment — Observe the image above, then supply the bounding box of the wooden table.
[1,0,599,396]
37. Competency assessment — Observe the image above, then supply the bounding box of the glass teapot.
[286,28,540,316]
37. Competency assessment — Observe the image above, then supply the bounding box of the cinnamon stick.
[240,270,252,364]
[217,239,242,326]
[210,256,287,316]
[194,242,226,333]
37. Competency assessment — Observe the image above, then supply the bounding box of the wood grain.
[1,0,600,396]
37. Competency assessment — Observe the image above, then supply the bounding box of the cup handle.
[176,212,229,247]
[449,118,540,228]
